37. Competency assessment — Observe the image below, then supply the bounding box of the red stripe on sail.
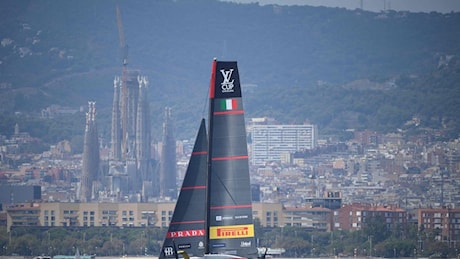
[214,110,244,115]
[210,204,252,210]
[209,59,217,99]
[181,185,206,190]
[192,151,207,155]
[232,98,238,109]
[212,155,248,161]
[170,220,205,225]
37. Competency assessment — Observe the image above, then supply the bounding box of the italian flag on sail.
[221,99,237,110]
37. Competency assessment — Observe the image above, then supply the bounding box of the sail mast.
[205,58,217,254]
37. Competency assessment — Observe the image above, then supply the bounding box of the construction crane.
[116,4,128,159]
[116,4,128,67]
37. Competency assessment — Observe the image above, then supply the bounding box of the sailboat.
[159,59,258,259]
[159,119,208,258]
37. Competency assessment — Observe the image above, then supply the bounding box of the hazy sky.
[225,0,460,13]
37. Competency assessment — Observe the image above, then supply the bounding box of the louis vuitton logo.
[220,69,235,93]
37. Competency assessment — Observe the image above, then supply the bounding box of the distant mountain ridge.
[0,0,459,141]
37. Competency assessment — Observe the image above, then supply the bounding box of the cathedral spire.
[81,101,100,202]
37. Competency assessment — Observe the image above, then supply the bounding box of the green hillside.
[0,0,459,142]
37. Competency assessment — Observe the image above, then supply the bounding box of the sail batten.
[181,185,206,190]
[192,151,208,155]
[214,110,245,115]
[212,155,249,161]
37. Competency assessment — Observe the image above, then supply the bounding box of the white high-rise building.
[250,123,317,166]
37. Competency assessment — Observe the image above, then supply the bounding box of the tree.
[362,215,391,244]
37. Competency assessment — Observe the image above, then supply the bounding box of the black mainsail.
[206,60,257,258]
[159,119,208,259]
[159,59,257,259]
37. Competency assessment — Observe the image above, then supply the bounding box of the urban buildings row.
[4,200,460,247]
[2,113,459,210]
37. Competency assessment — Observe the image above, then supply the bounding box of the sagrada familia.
[79,70,177,203]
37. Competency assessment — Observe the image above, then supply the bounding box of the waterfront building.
[5,202,173,231]
[4,201,416,235]
[6,203,41,231]
[334,203,407,231]
[252,202,284,228]
[418,207,460,247]
[5,202,287,231]
[283,206,332,231]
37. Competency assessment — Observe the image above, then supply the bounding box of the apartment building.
[418,207,460,246]
[304,191,342,210]
[252,202,284,227]
[283,206,332,231]
[250,124,317,166]
[6,203,41,229]
[334,203,407,231]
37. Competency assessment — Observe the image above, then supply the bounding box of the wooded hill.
[0,0,459,142]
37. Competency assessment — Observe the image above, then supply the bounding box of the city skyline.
[226,0,460,13]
